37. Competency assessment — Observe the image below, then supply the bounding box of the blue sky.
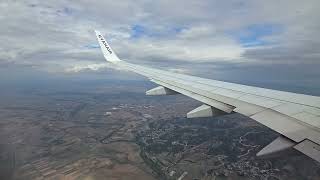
[131,24,146,38]
[228,24,282,47]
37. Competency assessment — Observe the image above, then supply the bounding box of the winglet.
[94,30,121,62]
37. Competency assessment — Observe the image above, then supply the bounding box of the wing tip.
[94,29,122,63]
[94,30,101,35]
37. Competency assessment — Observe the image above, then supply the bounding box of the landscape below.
[0,79,319,180]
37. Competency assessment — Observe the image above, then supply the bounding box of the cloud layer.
[0,0,319,77]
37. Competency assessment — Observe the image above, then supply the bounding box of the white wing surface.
[95,30,320,162]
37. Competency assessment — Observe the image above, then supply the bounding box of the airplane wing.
[94,30,320,162]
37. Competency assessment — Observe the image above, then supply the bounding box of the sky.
[0,0,319,94]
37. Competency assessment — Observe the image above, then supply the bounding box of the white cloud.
[65,63,109,73]
[0,0,319,73]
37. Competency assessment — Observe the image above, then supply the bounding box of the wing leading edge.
[94,30,320,162]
